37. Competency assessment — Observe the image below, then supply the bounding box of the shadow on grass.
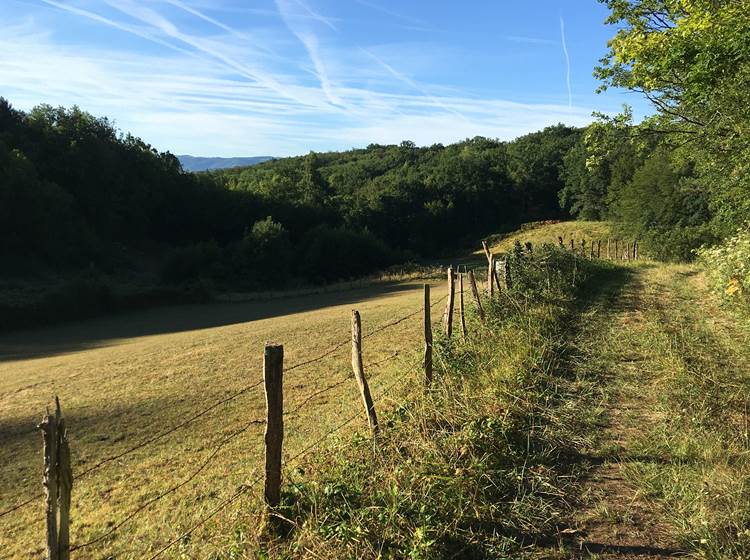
[0,281,421,363]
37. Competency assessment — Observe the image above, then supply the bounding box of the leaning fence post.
[39,404,59,560]
[459,272,467,339]
[351,311,379,434]
[467,270,485,322]
[444,266,455,337]
[263,343,284,509]
[487,255,495,299]
[423,284,432,387]
[481,240,492,263]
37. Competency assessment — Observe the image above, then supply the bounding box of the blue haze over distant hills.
[177,155,274,172]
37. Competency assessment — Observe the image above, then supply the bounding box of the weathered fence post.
[263,343,284,509]
[487,255,495,299]
[459,272,467,339]
[597,240,602,259]
[467,270,485,323]
[626,241,631,261]
[590,241,594,259]
[57,404,71,560]
[607,238,611,260]
[351,311,379,434]
[423,284,432,387]
[569,238,574,251]
[634,239,639,260]
[615,239,619,260]
[481,240,492,263]
[558,236,564,248]
[40,404,59,560]
[581,239,586,257]
[444,266,455,337]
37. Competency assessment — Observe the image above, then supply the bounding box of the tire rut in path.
[567,265,686,559]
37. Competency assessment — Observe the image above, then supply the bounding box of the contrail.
[559,15,572,109]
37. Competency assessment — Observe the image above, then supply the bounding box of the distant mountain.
[177,155,274,172]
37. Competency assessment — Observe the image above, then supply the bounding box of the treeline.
[559,0,750,266]
[1,96,580,294]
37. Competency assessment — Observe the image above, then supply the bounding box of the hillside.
[176,155,273,172]
[3,221,749,558]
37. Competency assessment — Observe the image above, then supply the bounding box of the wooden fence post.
[607,238,611,260]
[569,238,574,251]
[467,270,485,323]
[39,404,59,560]
[459,273,467,339]
[634,239,639,260]
[590,241,594,259]
[423,284,432,387]
[615,239,619,260]
[487,255,495,299]
[263,344,284,509]
[581,239,586,257]
[597,240,602,259]
[558,236,564,248]
[481,240,492,263]
[626,241,631,261]
[351,311,379,434]
[57,400,71,560]
[444,266,455,337]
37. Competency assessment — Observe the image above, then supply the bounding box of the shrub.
[299,226,396,283]
[161,241,221,284]
[697,226,750,305]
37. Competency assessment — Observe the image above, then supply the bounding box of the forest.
[3,0,750,325]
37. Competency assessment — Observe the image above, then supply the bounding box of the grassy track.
[557,259,750,558]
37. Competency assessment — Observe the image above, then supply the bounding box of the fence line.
[10,241,615,558]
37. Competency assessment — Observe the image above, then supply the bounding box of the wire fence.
[1,279,453,559]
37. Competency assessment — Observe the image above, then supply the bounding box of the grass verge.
[256,245,603,559]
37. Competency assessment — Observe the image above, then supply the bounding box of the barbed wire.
[0,380,264,519]
[70,416,265,552]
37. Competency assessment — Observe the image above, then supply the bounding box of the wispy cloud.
[274,0,344,107]
[559,15,572,109]
[2,2,603,156]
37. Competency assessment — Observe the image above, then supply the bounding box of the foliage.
[584,0,750,261]
[1,97,582,321]
[697,227,750,304]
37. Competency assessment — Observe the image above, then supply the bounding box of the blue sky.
[2,0,650,156]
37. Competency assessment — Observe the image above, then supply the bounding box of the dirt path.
[566,263,688,558]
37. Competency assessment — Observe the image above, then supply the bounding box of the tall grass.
[255,245,599,559]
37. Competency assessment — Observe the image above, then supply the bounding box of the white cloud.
[1,3,604,156]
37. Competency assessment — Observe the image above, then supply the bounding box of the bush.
[697,226,750,305]
[228,217,293,289]
[161,241,221,284]
[300,226,396,283]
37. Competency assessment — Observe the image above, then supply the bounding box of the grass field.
[0,221,612,559]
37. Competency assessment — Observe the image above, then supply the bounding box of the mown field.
[0,221,610,559]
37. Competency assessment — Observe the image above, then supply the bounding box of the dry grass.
[0,277,447,559]
[482,220,613,255]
